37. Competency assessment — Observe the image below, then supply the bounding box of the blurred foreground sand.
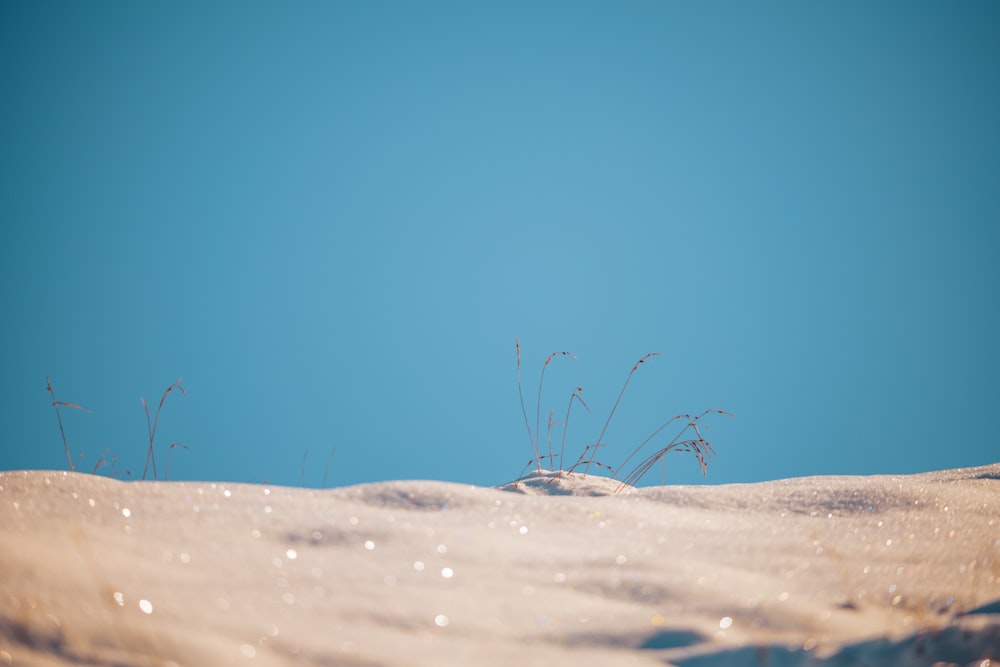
[2,465,998,666]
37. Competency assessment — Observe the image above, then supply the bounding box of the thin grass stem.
[535,348,575,470]
[614,409,732,482]
[322,445,336,489]
[515,337,538,468]
[142,378,186,481]
[92,446,112,475]
[559,388,588,472]
[546,409,557,469]
[616,438,717,492]
[612,414,686,480]
[516,338,575,472]
[46,376,90,473]
[574,353,659,475]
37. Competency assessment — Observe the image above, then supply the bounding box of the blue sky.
[2,2,998,489]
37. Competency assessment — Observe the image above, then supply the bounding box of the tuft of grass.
[569,352,661,476]
[612,408,734,492]
[47,377,188,480]
[515,339,732,491]
[91,446,132,478]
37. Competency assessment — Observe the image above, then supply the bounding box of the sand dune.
[1,465,998,666]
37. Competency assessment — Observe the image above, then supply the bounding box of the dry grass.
[45,376,91,472]
[300,445,338,488]
[515,338,732,491]
[46,377,188,480]
[516,337,576,472]
[141,379,186,480]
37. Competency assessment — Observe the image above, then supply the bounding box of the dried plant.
[141,378,186,481]
[46,377,188,480]
[516,337,576,472]
[45,376,91,472]
[301,444,338,488]
[515,339,732,491]
[613,409,733,492]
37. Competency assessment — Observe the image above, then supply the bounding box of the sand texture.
[1,465,998,666]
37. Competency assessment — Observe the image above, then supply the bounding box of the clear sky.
[2,2,998,489]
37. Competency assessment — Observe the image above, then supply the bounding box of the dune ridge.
[1,464,998,666]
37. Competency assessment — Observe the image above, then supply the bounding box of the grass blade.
[614,409,733,490]
[559,388,588,473]
[322,445,337,489]
[572,353,659,475]
[515,337,538,468]
[535,348,576,469]
[516,337,576,472]
[45,376,90,472]
[142,378,186,481]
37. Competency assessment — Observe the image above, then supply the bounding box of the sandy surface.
[1,465,998,666]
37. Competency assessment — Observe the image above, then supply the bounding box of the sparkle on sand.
[1,465,998,666]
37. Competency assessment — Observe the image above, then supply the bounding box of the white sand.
[1,465,998,666]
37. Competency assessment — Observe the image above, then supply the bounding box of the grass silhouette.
[300,445,337,488]
[46,377,188,480]
[515,338,732,490]
[45,376,91,472]
[47,346,730,491]
[516,337,578,473]
[141,379,186,481]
